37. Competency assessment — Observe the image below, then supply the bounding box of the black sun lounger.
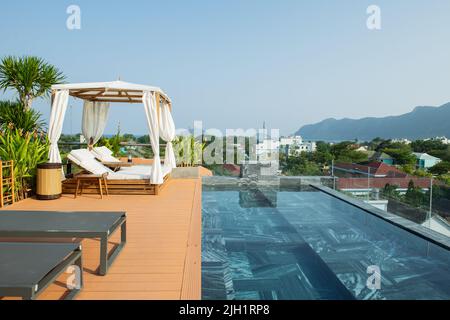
[0,211,126,276]
[0,242,83,300]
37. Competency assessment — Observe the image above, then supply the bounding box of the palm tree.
[0,56,65,111]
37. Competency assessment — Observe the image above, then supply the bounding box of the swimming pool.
[202,179,450,300]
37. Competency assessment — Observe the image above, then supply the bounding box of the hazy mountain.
[296,102,450,141]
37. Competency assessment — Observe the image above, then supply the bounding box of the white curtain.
[48,90,69,164]
[159,102,177,171]
[82,101,110,145]
[143,91,163,185]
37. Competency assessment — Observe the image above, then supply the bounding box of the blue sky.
[1,0,450,135]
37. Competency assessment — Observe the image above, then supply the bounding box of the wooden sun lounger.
[63,171,170,195]
[0,211,126,276]
[0,242,83,300]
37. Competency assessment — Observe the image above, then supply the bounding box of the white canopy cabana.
[48,81,177,185]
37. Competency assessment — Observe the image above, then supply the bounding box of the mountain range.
[296,102,450,141]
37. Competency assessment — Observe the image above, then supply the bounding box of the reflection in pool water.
[202,183,450,300]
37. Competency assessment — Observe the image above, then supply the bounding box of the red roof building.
[334,162,406,178]
[334,162,434,190]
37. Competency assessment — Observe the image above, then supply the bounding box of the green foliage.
[368,137,388,151]
[429,161,450,175]
[414,169,431,178]
[382,183,401,198]
[283,152,323,176]
[97,127,124,157]
[411,140,447,153]
[0,100,44,132]
[330,141,367,163]
[121,133,136,142]
[428,148,450,162]
[0,56,65,110]
[381,142,416,165]
[404,180,427,208]
[0,126,49,200]
[137,135,150,144]
[438,174,450,185]
[400,164,415,175]
[311,141,333,164]
[173,135,205,166]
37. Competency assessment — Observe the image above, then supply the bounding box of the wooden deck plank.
[0,178,201,300]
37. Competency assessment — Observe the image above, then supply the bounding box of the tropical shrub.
[0,125,49,200]
[0,100,44,132]
[97,128,125,157]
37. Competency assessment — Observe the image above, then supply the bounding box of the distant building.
[366,151,395,165]
[280,136,303,146]
[413,153,441,169]
[296,141,317,153]
[334,162,435,196]
[334,162,406,178]
[356,146,368,152]
[391,138,412,145]
[279,136,316,155]
[434,136,450,145]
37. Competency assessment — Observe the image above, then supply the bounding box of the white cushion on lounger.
[116,164,171,181]
[92,146,121,163]
[70,149,96,163]
[80,158,114,175]
[68,149,114,175]
[95,146,113,156]
[108,172,150,180]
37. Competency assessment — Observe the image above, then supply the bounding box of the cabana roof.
[51,80,171,104]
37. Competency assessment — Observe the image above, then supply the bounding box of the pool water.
[202,184,450,300]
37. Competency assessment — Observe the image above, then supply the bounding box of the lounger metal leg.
[99,235,108,276]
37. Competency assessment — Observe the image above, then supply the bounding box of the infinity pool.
[202,182,450,300]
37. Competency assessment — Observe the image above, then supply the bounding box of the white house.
[435,136,450,145]
[280,136,316,154]
[280,136,303,146]
[413,152,442,169]
[296,141,317,153]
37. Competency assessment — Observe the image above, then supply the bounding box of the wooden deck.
[0,178,202,300]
